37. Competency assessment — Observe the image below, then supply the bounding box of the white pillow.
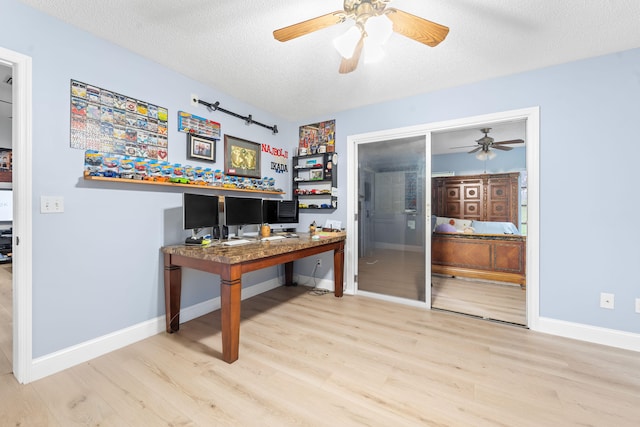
[435,216,472,231]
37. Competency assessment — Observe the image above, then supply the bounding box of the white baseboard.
[537,317,640,352]
[373,242,423,252]
[31,280,639,382]
[30,278,282,382]
[295,274,335,292]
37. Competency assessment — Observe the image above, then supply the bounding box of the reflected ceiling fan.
[452,128,524,160]
[273,0,449,74]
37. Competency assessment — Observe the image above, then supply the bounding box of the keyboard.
[261,235,285,241]
[222,239,252,246]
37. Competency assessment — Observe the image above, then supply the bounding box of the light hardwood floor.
[358,249,426,301]
[431,275,526,325]
[1,271,640,425]
[0,263,12,376]
[358,249,526,325]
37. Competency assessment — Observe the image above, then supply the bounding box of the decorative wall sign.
[70,80,168,160]
[261,143,289,174]
[299,119,335,153]
[187,133,216,162]
[224,135,261,178]
[177,111,221,139]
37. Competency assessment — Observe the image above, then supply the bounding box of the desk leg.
[284,261,297,286]
[220,265,242,363]
[334,241,345,297]
[164,254,182,333]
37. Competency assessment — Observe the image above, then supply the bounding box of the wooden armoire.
[431,172,520,225]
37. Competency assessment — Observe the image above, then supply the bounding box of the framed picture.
[187,133,216,162]
[310,169,323,180]
[299,119,335,152]
[224,135,261,178]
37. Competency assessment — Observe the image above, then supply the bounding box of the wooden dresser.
[431,172,519,225]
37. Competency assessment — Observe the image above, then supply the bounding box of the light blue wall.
[1,0,297,357]
[3,0,640,360]
[322,49,640,334]
[433,147,526,175]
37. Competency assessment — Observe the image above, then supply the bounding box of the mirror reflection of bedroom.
[357,137,428,303]
[430,121,527,326]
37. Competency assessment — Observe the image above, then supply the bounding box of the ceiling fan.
[452,128,524,160]
[273,0,449,74]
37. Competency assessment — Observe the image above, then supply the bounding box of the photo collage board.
[70,80,169,160]
[298,119,335,155]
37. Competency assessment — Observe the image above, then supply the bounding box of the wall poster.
[70,80,169,160]
[177,111,221,139]
[298,119,335,154]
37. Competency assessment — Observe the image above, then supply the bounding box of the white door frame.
[0,46,33,384]
[347,107,540,329]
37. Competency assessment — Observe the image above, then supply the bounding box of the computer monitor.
[224,196,263,236]
[263,199,298,232]
[183,193,219,239]
[0,190,12,222]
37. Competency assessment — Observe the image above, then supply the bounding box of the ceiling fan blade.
[385,8,449,47]
[273,11,345,42]
[450,144,478,150]
[468,146,482,154]
[492,145,513,151]
[338,34,365,74]
[494,139,524,145]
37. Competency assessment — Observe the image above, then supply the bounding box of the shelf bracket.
[195,99,278,135]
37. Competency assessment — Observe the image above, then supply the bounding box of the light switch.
[41,196,64,213]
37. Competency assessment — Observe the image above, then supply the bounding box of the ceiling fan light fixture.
[333,25,361,58]
[476,150,497,161]
[362,14,392,64]
[365,14,393,45]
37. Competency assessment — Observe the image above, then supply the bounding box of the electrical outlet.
[600,292,614,309]
[316,259,321,267]
[635,298,640,314]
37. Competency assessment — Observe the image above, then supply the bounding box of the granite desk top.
[162,232,346,264]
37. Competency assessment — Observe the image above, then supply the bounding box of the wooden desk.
[161,232,346,363]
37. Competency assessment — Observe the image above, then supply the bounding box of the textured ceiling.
[16,0,640,123]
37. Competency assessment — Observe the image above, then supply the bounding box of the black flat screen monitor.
[183,193,219,231]
[263,200,299,226]
[224,196,263,227]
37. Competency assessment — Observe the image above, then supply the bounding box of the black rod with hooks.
[195,99,278,135]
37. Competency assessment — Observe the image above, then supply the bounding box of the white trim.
[0,46,33,384]
[538,317,640,352]
[31,315,166,382]
[295,275,336,292]
[373,242,424,252]
[31,279,282,381]
[357,289,430,309]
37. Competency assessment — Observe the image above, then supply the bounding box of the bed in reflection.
[431,217,526,288]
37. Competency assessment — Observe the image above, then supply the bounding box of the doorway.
[0,62,12,376]
[0,46,33,384]
[430,121,527,325]
[347,108,540,330]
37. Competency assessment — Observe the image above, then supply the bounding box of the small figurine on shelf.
[309,221,317,235]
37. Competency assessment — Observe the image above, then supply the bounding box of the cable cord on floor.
[307,263,332,296]
[278,263,331,296]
